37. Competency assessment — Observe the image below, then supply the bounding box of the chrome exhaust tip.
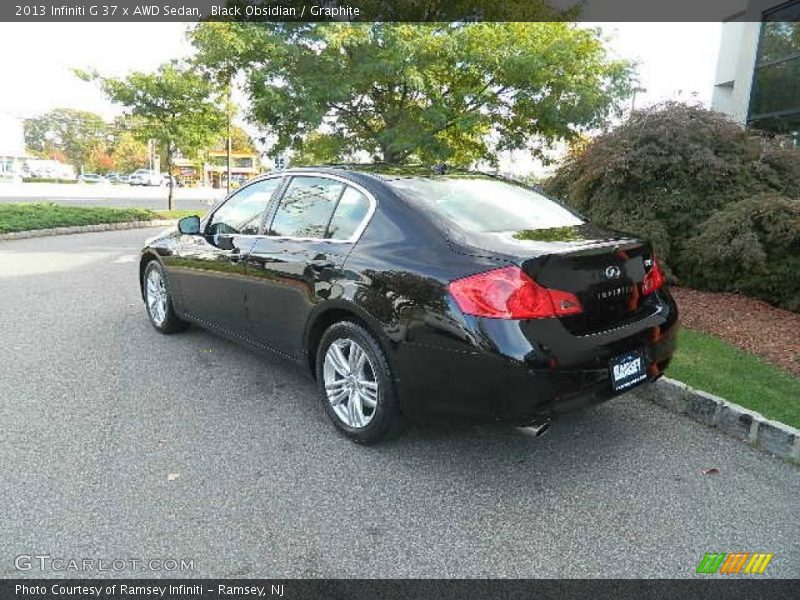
[525,420,551,437]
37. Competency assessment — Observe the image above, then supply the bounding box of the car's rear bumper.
[393,289,678,423]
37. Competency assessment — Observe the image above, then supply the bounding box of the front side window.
[388,177,583,233]
[270,176,345,238]
[207,177,282,236]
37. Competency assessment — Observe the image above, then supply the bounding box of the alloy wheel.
[323,339,379,428]
[145,268,168,326]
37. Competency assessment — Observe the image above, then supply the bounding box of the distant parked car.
[129,169,163,186]
[106,172,129,185]
[22,159,76,181]
[162,174,181,188]
[77,173,107,184]
[0,171,22,184]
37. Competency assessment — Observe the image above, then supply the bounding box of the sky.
[597,22,722,106]
[0,22,722,172]
[0,23,194,121]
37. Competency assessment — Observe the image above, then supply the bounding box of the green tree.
[290,132,350,166]
[191,22,632,166]
[212,125,256,153]
[111,130,149,174]
[79,62,225,208]
[85,140,115,173]
[24,108,111,169]
[188,22,247,190]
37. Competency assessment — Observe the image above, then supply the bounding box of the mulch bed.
[671,287,800,376]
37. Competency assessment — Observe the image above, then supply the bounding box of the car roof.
[262,165,504,184]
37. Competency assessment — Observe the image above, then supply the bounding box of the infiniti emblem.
[604,265,621,280]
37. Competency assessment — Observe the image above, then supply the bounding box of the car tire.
[143,260,188,334]
[316,321,406,444]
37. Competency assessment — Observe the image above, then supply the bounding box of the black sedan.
[140,167,678,443]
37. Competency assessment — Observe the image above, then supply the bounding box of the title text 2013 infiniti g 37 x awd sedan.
[140,167,678,443]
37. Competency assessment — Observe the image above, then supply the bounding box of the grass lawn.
[155,209,206,220]
[0,203,204,234]
[670,329,800,429]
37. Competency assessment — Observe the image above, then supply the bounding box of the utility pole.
[631,87,647,113]
[226,73,232,195]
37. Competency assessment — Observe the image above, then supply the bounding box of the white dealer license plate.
[610,351,647,392]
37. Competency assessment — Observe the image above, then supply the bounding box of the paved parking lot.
[0,182,223,210]
[1,228,798,578]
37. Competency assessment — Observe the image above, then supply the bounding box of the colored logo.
[696,552,773,575]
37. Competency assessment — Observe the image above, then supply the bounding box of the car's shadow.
[172,324,647,493]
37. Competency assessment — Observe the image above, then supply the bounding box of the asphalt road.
[0,182,224,210]
[1,228,798,579]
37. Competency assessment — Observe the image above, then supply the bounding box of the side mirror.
[178,215,201,235]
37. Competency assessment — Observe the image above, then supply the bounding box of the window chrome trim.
[201,173,286,234]
[263,172,377,245]
[575,305,663,339]
[199,171,377,245]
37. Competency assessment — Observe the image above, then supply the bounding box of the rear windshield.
[387,177,583,233]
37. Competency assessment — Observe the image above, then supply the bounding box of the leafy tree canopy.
[24,108,111,168]
[79,62,226,207]
[212,125,257,153]
[191,22,632,166]
[110,129,149,174]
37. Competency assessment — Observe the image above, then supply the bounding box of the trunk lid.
[448,224,656,335]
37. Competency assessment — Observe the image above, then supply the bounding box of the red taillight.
[448,266,582,319]
[641,256,665,296]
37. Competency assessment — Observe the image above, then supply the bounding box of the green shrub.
[544,102,800,309]
[22,177,78,184]
[681,195,800,311]
[0,203,157,233]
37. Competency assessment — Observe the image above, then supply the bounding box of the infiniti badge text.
[596,285,632,300]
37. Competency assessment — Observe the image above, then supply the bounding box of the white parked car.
[128,169,164,186]
[0,171,22,184]
[77,173,108,184]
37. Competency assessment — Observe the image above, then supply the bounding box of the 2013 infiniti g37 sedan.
[140,166,678,443]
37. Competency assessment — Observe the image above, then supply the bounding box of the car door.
[169,176,283,334]
[244,175,375,358]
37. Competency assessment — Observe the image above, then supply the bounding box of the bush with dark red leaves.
[544,102,800,311]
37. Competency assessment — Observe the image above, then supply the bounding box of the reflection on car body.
[139,166,678,444]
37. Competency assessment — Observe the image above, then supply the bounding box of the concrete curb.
[639,377,800,465]
[0,220,176,241]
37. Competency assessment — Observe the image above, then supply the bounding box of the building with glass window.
[171,150,260,188]
[203,151,259,188]
[712,0,800,144]
[0,113,26,181]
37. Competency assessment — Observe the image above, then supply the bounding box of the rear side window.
[207,177,282,235]
[327,187,371,240]
[270,176,345,238]
[388,177,583,233]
